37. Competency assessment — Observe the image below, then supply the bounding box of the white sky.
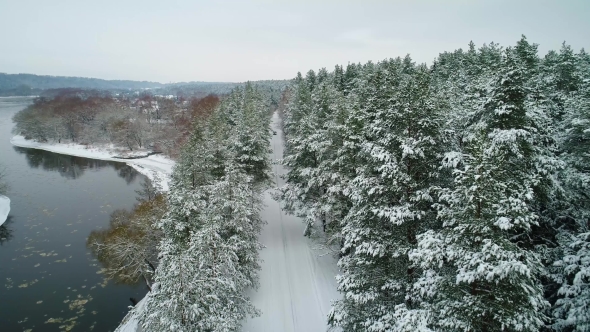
[0,0,588,83]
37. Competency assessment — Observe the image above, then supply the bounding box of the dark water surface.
[0,97,148,332]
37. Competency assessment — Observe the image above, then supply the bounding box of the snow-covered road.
[242,113,340,332]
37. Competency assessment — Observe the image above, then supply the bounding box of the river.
[0,97,148,332]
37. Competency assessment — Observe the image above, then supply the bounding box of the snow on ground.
[10,135,174,191]
[115,294,147,332]
[100,112,339,332]
[116,112,340,332]
[241,112,341,332]
[0,195,10,226]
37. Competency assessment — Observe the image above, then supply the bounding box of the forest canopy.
[280,36,590,331]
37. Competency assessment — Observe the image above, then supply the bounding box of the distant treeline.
[159,80,290,99]
[0,72,290,98]
[12,89,220,157]
[0,73,163,95]
[11,80,287,158]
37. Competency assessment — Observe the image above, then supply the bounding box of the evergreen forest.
[279,36,590,332]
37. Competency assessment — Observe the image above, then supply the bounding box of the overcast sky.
[0,0,588,83]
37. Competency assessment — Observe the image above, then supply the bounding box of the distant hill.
[0,73,164,96]
[0,73,291,98]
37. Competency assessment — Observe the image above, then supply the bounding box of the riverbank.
[10,135,169,331]
[10,135,175,191]
[0,195,9,226]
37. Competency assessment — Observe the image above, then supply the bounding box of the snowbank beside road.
[10,135,174,191]
[0,195,10,226]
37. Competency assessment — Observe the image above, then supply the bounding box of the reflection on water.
[0,150,149,332]
[0,99,150,332]
[0,216,14,245]
[13,146,139,183]
[87,182,164,286]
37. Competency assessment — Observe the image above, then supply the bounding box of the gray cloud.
[1,0,588,82]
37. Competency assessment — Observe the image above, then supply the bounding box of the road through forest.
[242,112,341,332]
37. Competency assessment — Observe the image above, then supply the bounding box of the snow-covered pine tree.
[280,70,325,227]
[141,159,210,330]
[290,68,349,233]
[141,86,271,332]
[329,57,443,331]
[541,42,582,126]
[281,63,362,247]
[282,71,312,157]
[275,38,590,332]
[311,71,355,243]
[550,50,590,331]
[143,166,260,331]
[140,107,228,331]
[211,160,265,290]
[412,46,548,331]
[343,62,362,96]
[227,83,272,186]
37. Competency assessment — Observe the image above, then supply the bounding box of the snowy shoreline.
[10,135,175,191]
[9,135,172,332]
[0,195,9,226]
